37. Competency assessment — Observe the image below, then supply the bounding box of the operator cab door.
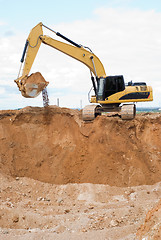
[97,75,125,101]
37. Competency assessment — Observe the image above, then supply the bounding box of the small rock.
[88,206,94,210]
[64,209,70,214]
[130,203,135,208]
[13,215,19,223]
[57,198,64,205]
[82,228,87,232]
[44,198,50,202]
[129,192,137,200]
[37,197,43,201]
[110,219,119,227]
[2,230,9,234]
[6,202,14,208]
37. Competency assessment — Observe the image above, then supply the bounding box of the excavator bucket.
[19,72,49,98]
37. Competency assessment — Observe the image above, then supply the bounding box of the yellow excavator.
[15,22,153,120]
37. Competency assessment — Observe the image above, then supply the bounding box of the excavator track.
[82,105,99,121]
[120,104,136,120]
[82,104,136,121]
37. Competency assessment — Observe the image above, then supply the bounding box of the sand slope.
[0,106,161,187]
[0,106,161,239]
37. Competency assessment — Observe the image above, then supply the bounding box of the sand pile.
[0,106,161,187]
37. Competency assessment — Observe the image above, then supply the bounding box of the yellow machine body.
[14,22,153,120]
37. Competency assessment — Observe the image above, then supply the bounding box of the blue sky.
[1,0,161,33]
[0,0,161,109]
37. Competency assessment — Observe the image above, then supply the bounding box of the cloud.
[0,21,6,26]
[0,8,161,109]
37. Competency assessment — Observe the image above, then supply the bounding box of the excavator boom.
[15,22,106,98]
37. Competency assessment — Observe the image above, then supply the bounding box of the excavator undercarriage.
[82,103,136,121]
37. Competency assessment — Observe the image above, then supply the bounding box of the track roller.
[82,105,99,121]
[120,104,136,120]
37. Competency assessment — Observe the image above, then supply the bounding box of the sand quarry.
[0,105,161,239]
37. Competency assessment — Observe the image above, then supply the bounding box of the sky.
[0,0,161,109]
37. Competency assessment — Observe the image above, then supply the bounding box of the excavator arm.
[15,22,106,98]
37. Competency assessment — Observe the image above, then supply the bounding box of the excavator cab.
[97,75,125,101]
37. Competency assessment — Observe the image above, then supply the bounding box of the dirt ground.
[0,106,161,239]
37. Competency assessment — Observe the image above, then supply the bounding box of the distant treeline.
[136,107,161,112]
